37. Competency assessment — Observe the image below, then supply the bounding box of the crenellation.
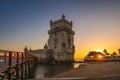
[50,16,73,29]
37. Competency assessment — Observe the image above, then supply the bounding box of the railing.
[0,50,38,80]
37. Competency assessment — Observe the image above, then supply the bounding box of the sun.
[98,55,102,58]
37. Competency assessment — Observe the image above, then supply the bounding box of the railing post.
[14,53,16,60]
[16,53,19,63]
[16,52,20,80]
[8,52,12,80]
[4,53,6,62]
[25,53,28,80]
[28,55,31,74]
[21,53,24,80]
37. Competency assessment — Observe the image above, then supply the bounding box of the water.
[0,60,83,79]
[28,62,82,79]
[0,60,4,62]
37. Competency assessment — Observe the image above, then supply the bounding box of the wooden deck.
[0,50,38,80]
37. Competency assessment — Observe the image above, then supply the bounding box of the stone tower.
[48,15,75,62]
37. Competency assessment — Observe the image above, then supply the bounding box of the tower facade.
[48,15,75,61]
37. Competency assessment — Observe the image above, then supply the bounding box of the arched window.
[61,42,66,48]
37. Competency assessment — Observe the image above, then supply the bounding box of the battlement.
[50,15,73,28]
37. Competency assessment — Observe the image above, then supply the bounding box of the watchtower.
[48,15,75,61]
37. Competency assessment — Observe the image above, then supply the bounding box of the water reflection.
[29,63,82,79]
[73,63,80,68]
[0,60,4,62]
[73,62,85,68]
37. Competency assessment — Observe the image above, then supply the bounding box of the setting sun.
[98,55,103,58]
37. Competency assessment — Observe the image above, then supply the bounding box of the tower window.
[68,46,71,49]
[54,38,58,42]
[55,46,57,49]
[61,42,66,48]
[55,33,57,36]
[68,38,71,42]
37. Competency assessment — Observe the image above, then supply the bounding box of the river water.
[0,60,83,79]
[28,62,82,79]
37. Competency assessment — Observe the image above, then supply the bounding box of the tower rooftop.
[50,15,72,26]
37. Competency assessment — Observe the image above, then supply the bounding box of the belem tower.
[24,15,75,63]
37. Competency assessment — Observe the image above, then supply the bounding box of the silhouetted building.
[84,51,105,61]
[24,44,54,63]
[84,50,120,62]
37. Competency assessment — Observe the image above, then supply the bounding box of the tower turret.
[44,43,48,49]
[62,14,65,19]
[29,48,32,52]
[24,46,28,53]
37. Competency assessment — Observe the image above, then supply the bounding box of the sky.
[0,0,120,59]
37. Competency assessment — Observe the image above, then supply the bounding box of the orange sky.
[74,48,120,61]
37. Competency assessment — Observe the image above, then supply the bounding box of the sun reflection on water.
[73,63,84,68]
